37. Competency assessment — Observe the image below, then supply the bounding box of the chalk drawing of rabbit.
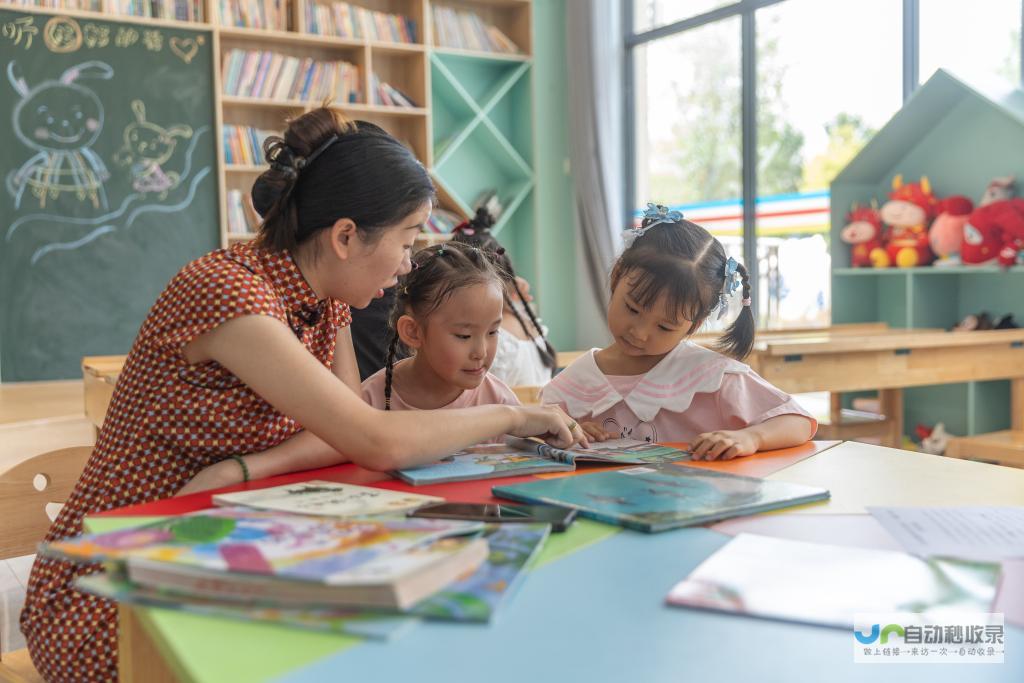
[6,60,113,210]
[113,100,192,199]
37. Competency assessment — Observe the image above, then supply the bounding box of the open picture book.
[212,480,442,517]
[394,437,690,485]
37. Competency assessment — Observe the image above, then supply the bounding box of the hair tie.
[715,257,741,320]
[495,247,506,256]
[741,298,751,307]
[623,202,684,248]
[264,135,339,178]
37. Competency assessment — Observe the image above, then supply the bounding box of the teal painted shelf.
[429,32,537,282]
[830,69,1024,441]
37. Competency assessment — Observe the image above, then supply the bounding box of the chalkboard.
[1,8,219,381]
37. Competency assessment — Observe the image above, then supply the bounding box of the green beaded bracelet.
[229,455,250,483]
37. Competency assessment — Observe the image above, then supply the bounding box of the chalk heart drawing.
[169,36,202,63]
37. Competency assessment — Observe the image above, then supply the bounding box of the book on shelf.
[108,0,204,21]
[493,464,831,533]
[43,508,488,610]
[212,480,443,517]
[8,0,102,9]
[394,437,691,486]
[370,74,417,108]
[221,48,360,103]
[226,189,261,234]
[425,208,462,234]
[431,5,520,54]
[303,0,416,43]
[222,124,274,166]
[218,0,290,30]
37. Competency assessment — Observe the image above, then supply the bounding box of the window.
[920,0,1022,88]
[625,0,1024,329]
[754,0,901,327]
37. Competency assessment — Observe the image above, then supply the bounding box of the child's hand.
[690,430,760,460]
[580,421,612,442]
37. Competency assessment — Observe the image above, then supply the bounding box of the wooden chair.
[0,446,93,683]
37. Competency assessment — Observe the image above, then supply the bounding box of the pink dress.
[361,361,520,410]
[540,342,816,444]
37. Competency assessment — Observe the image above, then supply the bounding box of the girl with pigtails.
[540,204,817,461]
[21,108,586,682]
[451,207,557,387]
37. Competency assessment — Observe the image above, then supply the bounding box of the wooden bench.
[946,430,1024,468]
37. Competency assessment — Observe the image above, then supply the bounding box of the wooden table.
[100,440,1024,683]
[81,356,125,435]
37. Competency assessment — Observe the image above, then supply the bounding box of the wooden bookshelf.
[3,0,535,252]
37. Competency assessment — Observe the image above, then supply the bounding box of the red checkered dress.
[20,242,351,682]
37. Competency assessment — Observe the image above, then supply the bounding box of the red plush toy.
[840,203,883,268]
[963,176,1024,266]
[963,198,1024,265]
[875,175,937,268]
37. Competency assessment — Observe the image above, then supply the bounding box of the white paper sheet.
[868,506,1024,562]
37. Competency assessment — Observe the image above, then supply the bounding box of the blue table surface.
[275,527,1022,683]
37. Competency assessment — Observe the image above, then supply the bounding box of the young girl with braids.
[360,241,530,424]
[451,208,557,387]
[541,204,816,461]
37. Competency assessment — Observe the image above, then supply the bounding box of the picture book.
[75,573,417,641]
[492,464,830,532]
[75,523,550,631]
[212,480,443,518]
[395,437,690,486]
[665,533,1001,629]
[43,508,487,609]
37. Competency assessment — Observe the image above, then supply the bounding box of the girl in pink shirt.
[541,204,816,460]
[361,242,521,417]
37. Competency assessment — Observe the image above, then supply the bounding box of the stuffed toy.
[962,197,1024,265]
[875,175,937,267]
[917,422,954,456]
[929,195,973,265]
[840,203,884,268]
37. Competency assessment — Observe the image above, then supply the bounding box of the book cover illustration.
[396,438,689,485]
[493,464,829,532]
[213,480,443,517]
[43,508,481,584]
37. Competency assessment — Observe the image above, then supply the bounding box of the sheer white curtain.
[566,0,624,347]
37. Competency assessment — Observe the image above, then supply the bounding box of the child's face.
[418,281,504,389]
[607,275,692,357]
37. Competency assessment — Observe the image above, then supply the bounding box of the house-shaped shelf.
[830,69,1024,437]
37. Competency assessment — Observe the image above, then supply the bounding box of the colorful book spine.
[303,0,416,43]
[218,0,290,30]
[222,125,273,166]
[221,49,360,103]
[107,0,203,21]
[226,189,261,234]
[371,74,416,108]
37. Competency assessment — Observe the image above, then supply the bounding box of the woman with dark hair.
[20,108,585,682]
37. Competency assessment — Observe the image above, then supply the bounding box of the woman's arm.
[331,326,362,392]
[184,315,581,472]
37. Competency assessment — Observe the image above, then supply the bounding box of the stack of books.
[221,48,360,103]
[431,5,519,54]
[226,189,261,234]
[222,125,274,166]
[45,482,550,636]
[110,0,204,21]
[217,0,290,30]
[370,74,417,108]
[304,0,416,43]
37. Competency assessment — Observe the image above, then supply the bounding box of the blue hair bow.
[716,257,741,319]
[622,203,685,249]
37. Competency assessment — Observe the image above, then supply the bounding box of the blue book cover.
[492,464,830,533]
[395,438,690,486]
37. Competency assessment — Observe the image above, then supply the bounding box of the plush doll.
[917,422,954,456]
[962,198,1024,266]
[929,195,973,265]
[875,175,937,268]
[840,203,883,268]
